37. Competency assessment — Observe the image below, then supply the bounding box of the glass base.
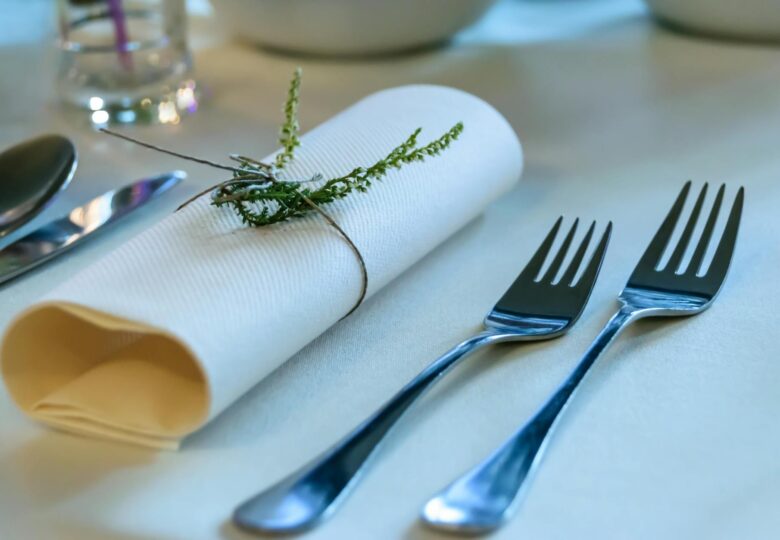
[72,78,201,126]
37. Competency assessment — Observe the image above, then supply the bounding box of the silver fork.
[421,182,745,534]
[233,217,612,534]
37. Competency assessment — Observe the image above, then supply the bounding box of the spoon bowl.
[0,134,77,238]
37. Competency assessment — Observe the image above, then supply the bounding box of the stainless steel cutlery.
[421,182,744,534]
[0,171,184,286]
[233,217,611,534]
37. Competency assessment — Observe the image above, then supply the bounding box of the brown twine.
[100,128,252,175]
[99,128,368,318]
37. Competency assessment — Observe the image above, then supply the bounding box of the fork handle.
[421,306,640,534]
[233,330,510,534]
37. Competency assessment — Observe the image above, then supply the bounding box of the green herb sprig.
[206,70,463,227]
[274,67,302,170]
[212,122,464,227]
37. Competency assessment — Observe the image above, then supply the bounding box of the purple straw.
[107,0,132,70]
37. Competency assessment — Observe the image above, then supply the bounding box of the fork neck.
[547,305,641,406]
[413,330,515,387]
[592,305,641,349]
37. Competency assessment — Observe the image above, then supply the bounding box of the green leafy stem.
[213,122,464,227]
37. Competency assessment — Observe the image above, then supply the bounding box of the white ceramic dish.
[213,0,498,56]
[644,0,780,41]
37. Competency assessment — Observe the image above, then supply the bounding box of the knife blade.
[0,170,185,286]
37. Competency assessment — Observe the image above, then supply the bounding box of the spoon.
[0,134,77,238]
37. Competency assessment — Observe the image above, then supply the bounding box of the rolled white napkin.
[1,85,523,449]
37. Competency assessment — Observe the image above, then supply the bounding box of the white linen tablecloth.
[1,1,779,538]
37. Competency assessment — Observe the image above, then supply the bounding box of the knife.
[0,170,185,286]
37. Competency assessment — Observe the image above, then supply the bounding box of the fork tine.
[517,216,563,281]
[560,221,595,286]
[572,222,612,289]
[665,183,707,273]
[541,219,578,283]
[636,181,691,270]
[686,184,725,276]
[703,187,744,282]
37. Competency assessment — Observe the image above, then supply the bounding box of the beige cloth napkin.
[1,85,523,449]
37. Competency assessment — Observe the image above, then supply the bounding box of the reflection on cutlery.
[0,171,185,286]
[0,134,77,238]
[422,182,744,534]
[233,217,612,534]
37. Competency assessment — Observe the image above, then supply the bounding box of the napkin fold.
[1,85,523,449]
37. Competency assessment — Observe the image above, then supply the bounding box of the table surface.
[2,1,780,539]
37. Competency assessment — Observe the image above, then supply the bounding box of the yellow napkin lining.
[1,302,209,444]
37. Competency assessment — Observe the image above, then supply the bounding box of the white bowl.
[213,0,498,56]
[644,0,780,41]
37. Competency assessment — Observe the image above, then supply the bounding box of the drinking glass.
[56,0,199,125]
